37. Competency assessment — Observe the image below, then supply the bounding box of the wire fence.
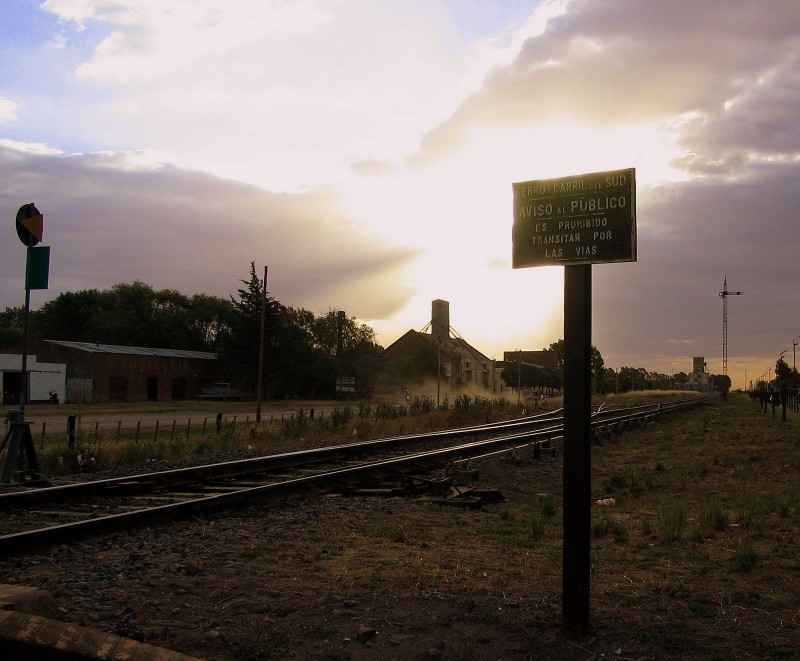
[30,409,324,448]
[749,387,799,419]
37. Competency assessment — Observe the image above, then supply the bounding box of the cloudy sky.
[1,0,799,390]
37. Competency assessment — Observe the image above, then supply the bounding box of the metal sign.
[26,246,50,290]
[512,168,636,267]
[16,203,43,247]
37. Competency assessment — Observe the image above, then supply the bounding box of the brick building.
[36,340,219,403]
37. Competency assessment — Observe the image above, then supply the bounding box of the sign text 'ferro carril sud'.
[512,168,636,268]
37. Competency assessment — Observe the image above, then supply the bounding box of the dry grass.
[278,391,800,659]
[30,393,530,476]
[199,393,799,658]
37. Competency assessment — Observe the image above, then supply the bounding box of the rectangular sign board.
[26,245,50,290]
[512,168,636,268]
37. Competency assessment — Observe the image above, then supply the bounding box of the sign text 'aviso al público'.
[512,168,636,268]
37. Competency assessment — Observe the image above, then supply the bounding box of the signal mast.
[718,276,743,390]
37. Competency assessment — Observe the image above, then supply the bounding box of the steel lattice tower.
[718,276,743,378]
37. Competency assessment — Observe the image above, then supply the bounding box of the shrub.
[732,542,761,572]
[700,502,729,534]
[656,504,687,543]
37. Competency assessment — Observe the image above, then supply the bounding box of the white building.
[1,353,66,404]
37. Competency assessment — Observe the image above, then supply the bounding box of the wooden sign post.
[512,168,636,637]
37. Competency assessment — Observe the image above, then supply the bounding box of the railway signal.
[2,203,50,485]
[718,276,742,396]
[15,202,43,247]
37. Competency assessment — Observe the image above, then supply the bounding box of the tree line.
[500,339,729,395]
[0,263,382,399]
[756,356,798,391]
[0,263,735,398]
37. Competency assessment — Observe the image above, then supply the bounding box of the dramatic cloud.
[416,0,800,163]
[0,145,416,319]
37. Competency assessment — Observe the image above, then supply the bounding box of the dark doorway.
[2,371,21,405]
[147,377,158,401]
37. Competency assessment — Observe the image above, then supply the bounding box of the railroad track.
[0,397,708,555]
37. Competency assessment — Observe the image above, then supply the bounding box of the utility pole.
[255,265,268,423]
[718,276,743,398]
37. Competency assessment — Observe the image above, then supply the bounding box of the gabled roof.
[44,340,216,361]
[383,331,492,368]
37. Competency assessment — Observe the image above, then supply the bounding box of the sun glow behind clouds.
[343,117,688,350]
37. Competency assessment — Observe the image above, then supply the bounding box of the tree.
[216,264,383,399]
[775,357,792,387]
[712,374,732,392]
[217,263,281,393]
[270,305,329,398]
[617,366,648,392]
[89,282,157,346]
[183,294,235,350]
[591,346,605,392]
[32,282,232,351]
[500,361,560,393]
[33,290,102,341]
[547,338,606,392]
[310,309,383,390]
[0,307,24,347]
[311,309,378,356]
[547,339,565,372]
[596,367,618,394]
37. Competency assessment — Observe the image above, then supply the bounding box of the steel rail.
[0,409,567,508]
[0,399,686,508]
[0,424,565,555]
[0,397,709,555]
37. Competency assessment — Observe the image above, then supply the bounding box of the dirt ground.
[1,394,799,660]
